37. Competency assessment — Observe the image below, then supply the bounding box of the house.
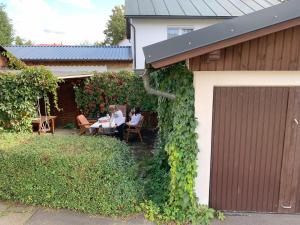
[143,0,300,214]
[2,45,133,126]
[125,0,282,71]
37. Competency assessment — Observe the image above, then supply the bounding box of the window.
[167,27,194,39]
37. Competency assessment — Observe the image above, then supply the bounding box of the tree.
[24,40,33,45]
[15,36,33,46]
[0,4,13,45]
[103,5,126,46]
[15,36,24,45]
[79,40,92,46]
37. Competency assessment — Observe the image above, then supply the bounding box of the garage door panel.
[210,87,289,212]
[265,88,288,211]
[278,88,300,213]
[239,87,256,211]
[297,167,300,212]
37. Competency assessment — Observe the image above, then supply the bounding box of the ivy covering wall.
[143,63,220,225]
[0,67,60,132]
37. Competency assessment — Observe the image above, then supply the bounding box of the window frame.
[167,26,194,39]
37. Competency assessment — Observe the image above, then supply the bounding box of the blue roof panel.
[3,46,132,61]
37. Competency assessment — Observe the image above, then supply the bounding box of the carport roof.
[143,0,300,68]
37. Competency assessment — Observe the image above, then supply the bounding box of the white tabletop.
[91,121,113,129]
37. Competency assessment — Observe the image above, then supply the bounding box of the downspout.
[142,68,176,100]
[129,20,137,70]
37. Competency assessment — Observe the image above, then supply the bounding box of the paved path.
[1,201,300,225]
[211,213,300,225]
[0,201,153,225]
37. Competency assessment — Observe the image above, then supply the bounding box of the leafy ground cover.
[0,133,142,216]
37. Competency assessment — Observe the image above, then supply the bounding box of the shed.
[143,0,300,214]
[2,45,133,126]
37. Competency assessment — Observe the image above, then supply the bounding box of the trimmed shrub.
[0,133,142,216]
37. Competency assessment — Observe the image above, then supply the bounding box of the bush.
[0,67,60,132]
[74,71,157,115]
[0,133,142,216]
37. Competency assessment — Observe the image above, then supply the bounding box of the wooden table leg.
[38,121,41,135]
[51,118,55,134]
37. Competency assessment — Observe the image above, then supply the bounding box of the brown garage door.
[210,87,300,213]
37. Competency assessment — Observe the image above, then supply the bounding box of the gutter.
[142,69,176,100]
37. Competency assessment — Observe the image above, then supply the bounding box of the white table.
[91,120,116,135]
[91,121,112,129]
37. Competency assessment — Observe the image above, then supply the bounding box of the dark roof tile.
[125,0,281,17]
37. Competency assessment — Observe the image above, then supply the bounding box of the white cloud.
[57,0,93,9]
[6,0,109,44]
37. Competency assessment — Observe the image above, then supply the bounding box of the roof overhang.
[143,0,300,69]
[20,59,133,62]
[0,69,94,80]
[150,17,300,69]
[125,15,235,19]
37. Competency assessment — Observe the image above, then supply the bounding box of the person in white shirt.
[109,105,125,140]
[127,107,142,127]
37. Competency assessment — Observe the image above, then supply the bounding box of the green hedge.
[74,71,157,115]
[0,133,142,216]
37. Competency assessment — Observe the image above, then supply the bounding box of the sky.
[1,0,124,45]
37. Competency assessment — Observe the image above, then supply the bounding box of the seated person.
[109,105,125,140]
[126,107,142,127]
[98,103,107,118]
[90,103,107,119]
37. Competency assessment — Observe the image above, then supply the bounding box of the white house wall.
[193,71,300,205]
[131,18,222,70]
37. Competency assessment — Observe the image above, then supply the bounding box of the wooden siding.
[210,87,290,212]
[190,25,300,71]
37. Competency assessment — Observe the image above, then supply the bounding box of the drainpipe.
[128,20,137,70]
[142,69,176,100]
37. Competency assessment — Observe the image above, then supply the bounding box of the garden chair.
[125,115,144,142]
[76,114,93,135]
[117,105,127,117]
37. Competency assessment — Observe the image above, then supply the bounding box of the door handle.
[294,118,299,125]
[281,204,292,209]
